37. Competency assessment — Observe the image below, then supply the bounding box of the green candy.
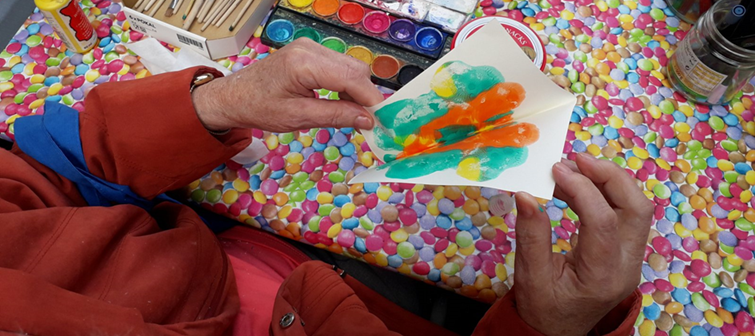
[539,0,551,8]
[550,220,560,228]
[659,100,675,114]
[750,297,755,316]
[691,158,708,170]
[638,59,654,71]
[639,35,653,45]
[688,140,703,150]
[250,162,264,174]
[709,116,725,130]
[62,94,75,106]
[397,242,416,258]
[735,218,753,231]
[290,190,306,202]
[82,0,94,6]
[643,132,657,144]
[82,52,95,64]
[670,325,683,336]
[300,180,315,190]
[573,51,587,63]
[324,146,340,161]
[691,292,710,311]
[120,32,130,43]
[190,189,205,203]
[724,171,739,183]
[278,132,295,144]
[0,51,12,58]
[318,204,335,216]
[542,17,556,26]
[649,8,665,20]
[292,171,308,183]
[25,35,42,47]
[702,272,721,288]
[653,183,671,199]
[110,25,123,35]
[678,202,693,214]
[329,171,345,183]
[507,1,518,10]
[634,311,645,326]
[548,34,561,44]
[588,123,604,135]
[474,6,484,16]
[571,81,586,93]
[0,71,12,82]
[698,149,711,158]
[720,243,735,254]
[239,48,252,56]
[719,182,732,198]
[612,157,627,168]
[27,83,44,93]
[450,207,466,221]
[14,92,27,104]
[591,22,604,31]
[328,92,339,100]
[616,62,630,73]
[568,69,579,83]
[441,262,460,276]
[455,231,474,248]
[576,34,590,43]
[584,101,598,114]
[308,215,322,232]
[283,183,299,192]
[606,0,620,7]
[722,258,741,272]
[104,51,119,62]
[206,189,221,203]
[721,139,738,152]
[360,217,374,230]
[740,283,755,296]
[566,208,579,221]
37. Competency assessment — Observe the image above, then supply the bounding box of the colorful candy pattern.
[2,0,755,335]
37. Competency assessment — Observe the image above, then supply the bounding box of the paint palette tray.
[351,0,472,33]
[279,0,450,59]
[262,7,441,89]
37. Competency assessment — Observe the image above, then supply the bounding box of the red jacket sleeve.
[471,287,642,336]
[76,66,251,199]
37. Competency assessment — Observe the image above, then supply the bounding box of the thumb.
[514,192,553,285]
[290,98,374,130]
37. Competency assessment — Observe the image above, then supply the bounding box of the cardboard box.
[122,0,275,59]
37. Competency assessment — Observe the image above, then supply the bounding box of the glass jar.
[665,0,713,23]
[668,0,755,105]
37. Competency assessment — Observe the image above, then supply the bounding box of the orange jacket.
[0,67,640,336]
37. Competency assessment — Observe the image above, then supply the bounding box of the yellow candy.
[457,157,481,180]
[650,59,661,70]
[427,199,440,216]
[617,35,628,47]
[278,204,293,219]
[660,41,671,51]
[747,171,755,185]
[615,80,629,89]
[642,294,654,307]
[550,67,565,75]
[692,229,710,241]
[375,253,388,267]
[444,243,458,257]
[560,10,574,20]
[646,179,660,191]
[397,263,411,275]
[411,184,424,193]
[459,245,476,256]
[575,131,591,141]
[691,250,707,261]
[587,144,601,156]
[391,228,409,243]
[495,263,508,281]
[608,115,624,128]
[118,64,130,75]
[686,171,698,184]
[433,186,445,199]
[732,102,746,115]
[265,134,279,150]
[728,210,742,221]
[656,158,671,170]
[47,83,63,96]
[7,56,21,67]
[222,190,239,204]
[360,152,374,167]
[743,96,753,109]
[232,179,250,192]
[30,74,45,84]
[530,23,545,31]
[29,98,45,110]
[728,254,744,266]
[5,115,19,125]
[619,14,633,23]
[704,310,724,328]
[135,69,150,79]
[651,70,665,80]
[643,190,654,199]
[23,63,36,76]
[341,203,356,218]
[633,147,650,159]
[679,105,694,116]
[747,121,755,136]
[638,320,656,336]
[254,25,263,38]
[625,0,637,9]
[675,159,692,173]
[85,69,101,82]
[627,156,643,170]
[253,191,268,204]
[488,216,504,227]
[669,273,688,287]
[552,245,562,253]
[718,160,734,171]
[327,223,342,238]
[188,179,201,190]
[596,0,608,11]
[317,192,334,204]
[0,82,14,93]
[647,105,662,119]
[287,153,304,164]
[741,190,752,203]
[674,223,693,238]
[377,185,392,201]
[674,122,691,133]
[587,58,600,68]
[299,135,313,147]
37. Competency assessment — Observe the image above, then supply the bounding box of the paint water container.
[665,0,716,23]
[35,0,97,53]
[451,17,546,71]
[668,0,755,105]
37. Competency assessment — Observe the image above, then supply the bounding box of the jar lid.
[716,1,755,50]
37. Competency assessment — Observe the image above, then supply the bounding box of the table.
[2,0,755,335]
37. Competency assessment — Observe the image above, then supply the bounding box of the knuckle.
[343,59,370,79]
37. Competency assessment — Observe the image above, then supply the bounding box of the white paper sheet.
[352,21,577,199]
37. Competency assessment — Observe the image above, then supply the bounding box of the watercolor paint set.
[278,0,451,59]
[262,7,443,89]
[352,0,475,32]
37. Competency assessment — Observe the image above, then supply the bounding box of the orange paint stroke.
[419,122,540,156]
[399,82,527,158]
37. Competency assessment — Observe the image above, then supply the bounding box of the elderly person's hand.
[191,38,384,133]
[514,153,653,336]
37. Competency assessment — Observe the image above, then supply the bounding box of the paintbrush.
[197,0,215,22]
[183,0,205,30]
[215,0,241,27]
[201,0,229,30]
[211,0,234,25]
[229,0,254,31]
[134,0,145,10]
[182,0,196,19]
[148,0,167,16]
[142,0,157,12]
[202,0,224,22]
[165,0,179,16]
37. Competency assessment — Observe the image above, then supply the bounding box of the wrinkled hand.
[514,153,653,336]
[192,38,384,132]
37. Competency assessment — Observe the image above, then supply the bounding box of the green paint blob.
[473,146,529,181]
[375,91,449,137]
[381,150,464,179]
[430,61,504,103]
[484,111,513,123]
[437,125,476,146]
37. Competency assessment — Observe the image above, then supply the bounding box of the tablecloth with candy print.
[3,0,755,335]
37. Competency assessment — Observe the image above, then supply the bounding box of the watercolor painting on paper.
[351,21,577,199]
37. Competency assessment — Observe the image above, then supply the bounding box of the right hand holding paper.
[351,21,577,199]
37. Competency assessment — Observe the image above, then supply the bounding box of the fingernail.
[554,162,572,175]
[515,192,535,217]
[579,152,596,161]
[355,116,373,130]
